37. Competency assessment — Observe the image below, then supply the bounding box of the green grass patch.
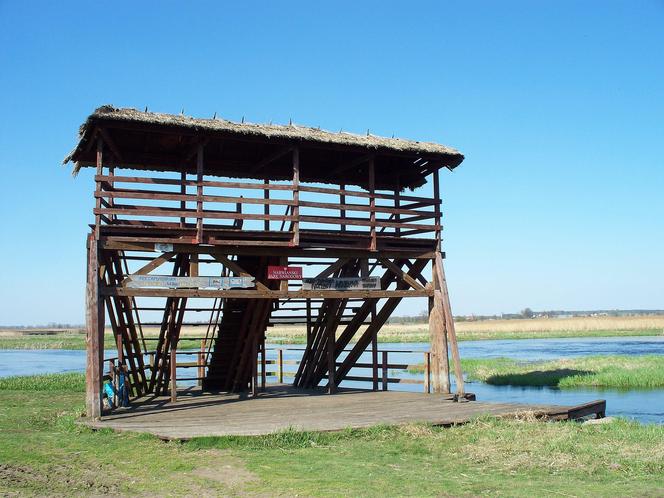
[0,372,85,391]
[0,373,663,496]
[457,355,664,389]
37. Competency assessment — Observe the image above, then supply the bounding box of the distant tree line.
[388,308,664,324]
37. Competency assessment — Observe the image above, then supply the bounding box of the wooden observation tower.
[65,106,466,418]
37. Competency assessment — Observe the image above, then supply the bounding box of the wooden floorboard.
[82,386,598,440]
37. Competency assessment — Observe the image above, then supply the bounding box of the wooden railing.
[103,345,433,407]
[92,170,441,248]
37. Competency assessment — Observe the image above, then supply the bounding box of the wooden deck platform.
[83,386,606,440]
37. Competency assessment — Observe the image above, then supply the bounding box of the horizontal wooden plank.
[100,287,433,298]
[299,185,441,204]
[99,239,437,259]
[300,214,438,231]
[96,175,295,191]
[96,188,295,207]
[299,199,429,217]
[95,205,295,222]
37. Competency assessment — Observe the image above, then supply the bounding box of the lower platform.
[82,386,606,440]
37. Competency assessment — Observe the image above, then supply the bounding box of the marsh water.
[1,336,662,423]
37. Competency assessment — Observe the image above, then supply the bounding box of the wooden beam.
[379,258,425,291]
[85,236,104,419]
[314,258,350,279]
[129,251,175,277]
[435,252,463,395]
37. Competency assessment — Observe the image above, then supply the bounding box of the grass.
[407,355,664,389]
[1,373,663,496]
[461,355,664,389]
[2,315,663,350]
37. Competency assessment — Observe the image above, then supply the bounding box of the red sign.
[267,266,303,280]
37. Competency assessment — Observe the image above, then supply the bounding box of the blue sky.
[0,1,662,325]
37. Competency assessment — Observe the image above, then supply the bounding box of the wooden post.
[277,348,283,383]
[85,235,104,419]
[394,180,401,236]
[372,335,378,391]
[292,148,300,246]
[435,253,464,396]
[306,298,312,347]
[371,299,378,391]
[429,262,450,394]
[381,351,388,391]
[170,345,177,402]
[196,143,204,243]
[368,156,376,251]
[190,253,199,277]
[198,340,205,387]
[424,352,431,394]
[260,337,266,390]
[327,320,336,394]
[180,170,186,228]
[339,183,346,232]
[264,179,270,231]
[252,338,258,396]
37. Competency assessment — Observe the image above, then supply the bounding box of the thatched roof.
[64,105,464,190]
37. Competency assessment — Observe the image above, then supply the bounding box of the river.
[1,336,662,423]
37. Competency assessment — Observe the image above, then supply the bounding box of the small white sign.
[126,275,255,289]
[154,243,174,252]
[301,277,381,291]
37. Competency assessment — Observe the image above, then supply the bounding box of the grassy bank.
[407,355,664,389]
[462,355,664,389]
[1,373,663,496]
[2,315,663,350]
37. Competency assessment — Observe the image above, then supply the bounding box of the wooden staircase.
[203,256,277,392]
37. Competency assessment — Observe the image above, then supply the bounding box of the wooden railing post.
[198,340,205,387]
[424,352,431,394]
[394,181,401,237]
[180,170,186,228]
[368,156,376,251]
[260,337,266,390]
[381,351,388,391]
[292,148,300,246]
[170,345,177,403]
[264,179,270,231]
[196,143,204,243]
[277,348,283,383]
[339,183,346,232]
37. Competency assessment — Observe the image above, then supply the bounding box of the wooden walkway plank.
[82,387,605,440]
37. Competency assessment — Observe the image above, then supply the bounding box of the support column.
[85,235,105,418]
[435,252,464,396]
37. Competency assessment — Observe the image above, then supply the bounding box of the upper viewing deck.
[65,106,464,253]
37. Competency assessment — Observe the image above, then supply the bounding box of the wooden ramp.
[83,386,606,440]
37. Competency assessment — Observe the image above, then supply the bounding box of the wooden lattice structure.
[65,106,466,418]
